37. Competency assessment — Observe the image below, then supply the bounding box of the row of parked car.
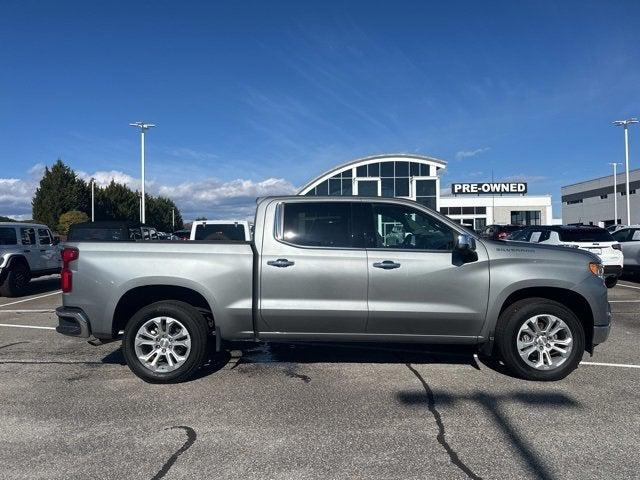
[480,223,639,288]
[1,216,637,297]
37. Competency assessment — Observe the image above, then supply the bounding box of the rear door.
[364,201,490,337]
[36,228,59,270]
[19,227,43,271]
[613,228,640,267]
[258,201,368,336]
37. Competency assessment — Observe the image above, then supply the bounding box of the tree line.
[32,160,184,234]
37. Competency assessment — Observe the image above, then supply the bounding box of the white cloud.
[0,164,298,222]
[77,170,139,189]
[455,147,490,160]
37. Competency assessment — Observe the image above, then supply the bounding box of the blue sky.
[1,0,640,220]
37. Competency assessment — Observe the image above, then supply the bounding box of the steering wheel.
[402,233,414,247]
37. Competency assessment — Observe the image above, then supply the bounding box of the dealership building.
[298,154,553,230]
[561,168,640,226]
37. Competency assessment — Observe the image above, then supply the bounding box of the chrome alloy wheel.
[516,315,573,371]
[134,317,192,373]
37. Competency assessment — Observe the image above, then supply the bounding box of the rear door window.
[282,202,353,248]
[612,229,632,242]
[0,227,17,245]
[194,224,246,241]
[20,228,36,245]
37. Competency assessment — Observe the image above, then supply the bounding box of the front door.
[365,202,490,338]
[258,201,368,336]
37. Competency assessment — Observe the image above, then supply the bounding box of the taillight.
[61,247,79,293]
[497,232,508,240]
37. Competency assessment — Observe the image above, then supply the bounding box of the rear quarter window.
[0,227,17,245]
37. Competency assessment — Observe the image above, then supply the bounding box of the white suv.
[509,225,623,288]
[0,222,61,296]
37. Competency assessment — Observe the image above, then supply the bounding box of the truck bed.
[62,241,255,340]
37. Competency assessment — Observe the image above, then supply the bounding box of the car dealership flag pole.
[91,179,95,222]
[129,122,156,224]
[613,118,638,225]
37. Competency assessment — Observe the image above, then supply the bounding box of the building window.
[439,207,449,215]
[475,206,486,214]
[462,207,474,214]
[566,199,583,204]
[511,210,541,226]
[474,218,487,230]
[600,194,608,199]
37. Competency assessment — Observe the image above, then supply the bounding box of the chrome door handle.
[373,260,401,269]
[267,258,295,268]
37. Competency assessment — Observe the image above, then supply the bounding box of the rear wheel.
[123,300,210,383]
[0,261,30,297]
[496,298,585,381]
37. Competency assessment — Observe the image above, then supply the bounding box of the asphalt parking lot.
[0,277,639,480]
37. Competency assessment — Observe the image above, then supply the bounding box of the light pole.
[609,163,621,225]
[129,122,156,224]
[612,118,638,225]
[172,208,175,232]
[91,178,95,222]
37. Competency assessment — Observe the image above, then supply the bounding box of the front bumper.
[55,307,91,338]
[592,301,611,346]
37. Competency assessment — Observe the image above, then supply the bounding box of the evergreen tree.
[97,181,139,221]
[32,160,89,227]
[146,196,184,231]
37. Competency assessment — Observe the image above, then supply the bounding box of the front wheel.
[495,298,585,381]
[123,300,210,383]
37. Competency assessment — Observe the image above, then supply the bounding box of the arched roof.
[297,153,447,195]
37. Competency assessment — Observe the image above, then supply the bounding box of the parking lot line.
[581,361,640,369]
[617,283,640,291]
[0,309,56,313]
[0,291,61,308]
[609,300,640,303]
[0,323,55,330]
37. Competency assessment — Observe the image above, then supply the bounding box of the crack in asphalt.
[405,363,484,480]
[150,426,197,480]
[0,341,29,350]
[284,366,311,383]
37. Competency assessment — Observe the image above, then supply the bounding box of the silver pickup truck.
[56,196,610,383]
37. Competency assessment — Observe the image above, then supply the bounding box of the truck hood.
[482,239,601,263]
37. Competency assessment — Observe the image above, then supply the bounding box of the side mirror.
[53,236,60,245]
[455,234,476,251]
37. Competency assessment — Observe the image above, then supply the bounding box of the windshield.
[559,228,614,243]
[194,224,246,241]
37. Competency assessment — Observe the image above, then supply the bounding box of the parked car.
[56,196,610,383]
[190,220,252,241]
[509,225,623,288]
[481,224,523,240]
[611,225,640,275]
[172,229,191,240]
[68,221,159,242]
[0,222,61,296]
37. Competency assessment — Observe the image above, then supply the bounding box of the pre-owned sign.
[452,182,527,194]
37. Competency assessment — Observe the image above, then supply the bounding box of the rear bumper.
[603,265,623,277]
[55,306,91,338]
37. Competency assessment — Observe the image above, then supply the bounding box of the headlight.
[589,262,604,277]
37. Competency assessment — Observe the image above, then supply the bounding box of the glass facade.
[303,160,437,202]
[511,210,541,226]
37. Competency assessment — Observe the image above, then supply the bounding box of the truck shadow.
[9,275,60,297]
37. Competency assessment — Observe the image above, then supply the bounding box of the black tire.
[122,300,211,383]
[495,298,585,381]
[605,276,618,288]
[0,261,31,297]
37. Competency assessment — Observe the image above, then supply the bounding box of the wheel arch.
[496,287,594,352]
[0,254,30,283]
[112,285,215,338]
